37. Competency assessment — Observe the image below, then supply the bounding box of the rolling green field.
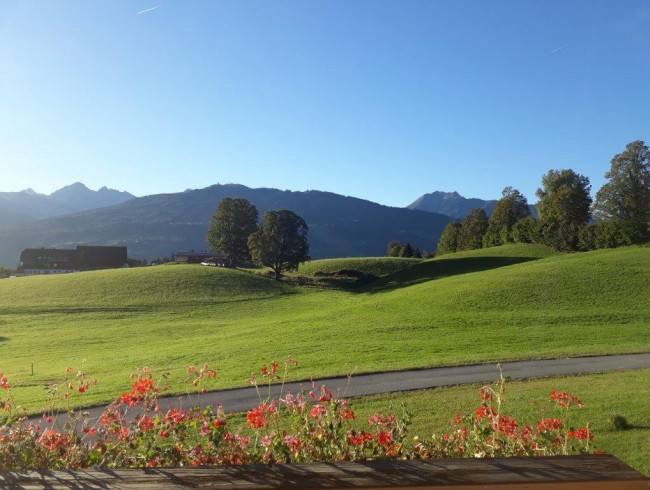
[0,244,648,413]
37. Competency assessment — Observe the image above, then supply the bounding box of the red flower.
[340,408,356,420]
[165,409,189,425]
[538,418,563,431]
[309,404,327,419]
[568,428,593,441]
[376,431,392,447]
[550,390,584,408]
[82,426,97,436]
[475,406,496,420]
[0,374,9,390]
[139,415,155,432]
[247,402,277,428]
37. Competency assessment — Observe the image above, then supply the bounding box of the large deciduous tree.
[206,198,259,268]
[435,222,461,256]
[535,169,592,251]
[248,209,310,281]
[457,208,488,251]
[483,187,531,247]
[593,140,650,240]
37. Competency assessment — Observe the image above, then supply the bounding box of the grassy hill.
[0,244,648,412]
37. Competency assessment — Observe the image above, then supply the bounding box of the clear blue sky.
[1,1,649,207]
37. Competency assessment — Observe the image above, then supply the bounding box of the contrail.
[137,5,160,15]
[550,46,565,54]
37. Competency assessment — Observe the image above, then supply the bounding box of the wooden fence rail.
[1,455,648,489]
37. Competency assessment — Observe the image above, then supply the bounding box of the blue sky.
[1,1,649,207]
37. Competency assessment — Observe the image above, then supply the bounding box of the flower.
[538,418,563,431]
[165,409,189,425]
[550,390,584,408]
[139,415,155,432]
[376,431,392,447]
[0,374,9,390]
[309,404,326,419]
[474,406,496,420]
[284,435,302,454]
[246,402,276,429]
[568,428,593,441]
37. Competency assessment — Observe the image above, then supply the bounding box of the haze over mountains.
[0,183,135,226]
[0,183,458,267]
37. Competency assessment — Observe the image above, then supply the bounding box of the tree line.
[206,199,309,280]
[435,140,650,255]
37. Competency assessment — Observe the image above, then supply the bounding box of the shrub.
[610,414,630,431]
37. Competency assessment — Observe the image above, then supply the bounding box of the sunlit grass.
[0,244,648,411]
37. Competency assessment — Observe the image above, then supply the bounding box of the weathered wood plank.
[0,455,647,489]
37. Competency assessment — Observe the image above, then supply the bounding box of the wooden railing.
[1,455,648,489]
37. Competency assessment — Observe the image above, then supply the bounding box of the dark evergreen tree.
[401,242,414,257]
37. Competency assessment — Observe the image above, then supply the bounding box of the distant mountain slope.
[407,191,497,219]
[0,184,452,267]
[408,191,537,219]
[0,197,33,227]
[0,183,135,224]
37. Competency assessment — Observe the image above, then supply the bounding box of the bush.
[610,414,630,431]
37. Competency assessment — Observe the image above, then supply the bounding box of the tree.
[535,169,592,251]
[593,140,650,241]
[483,187,531,247]
[511,216,542,244]
[387,241,403,257]
[536,169,592,225]
[206,198,259,268]
[401,243,414,258]
[457,208,488,251]
[436,222,461,256]
[248,209,310,281]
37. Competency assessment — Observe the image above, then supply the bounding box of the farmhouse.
[18,245,129,275]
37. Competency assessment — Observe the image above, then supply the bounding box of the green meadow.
[0,244,648,414]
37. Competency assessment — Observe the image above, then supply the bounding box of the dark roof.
[19,246,127,270]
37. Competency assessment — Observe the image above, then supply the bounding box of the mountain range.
[0,184,455,267]
[0,183,135,226]
[407,191,498,219]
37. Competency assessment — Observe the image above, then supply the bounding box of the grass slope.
[0,244,648,411]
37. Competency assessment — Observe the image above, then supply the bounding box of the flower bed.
[0,360,599,469]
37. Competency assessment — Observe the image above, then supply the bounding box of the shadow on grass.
[0,335,8,343]
[359,255,541,293]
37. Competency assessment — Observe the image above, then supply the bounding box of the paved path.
[55,353,649,423]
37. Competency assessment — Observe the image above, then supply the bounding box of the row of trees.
[437,140,650,254]
[386,241,423,258]
[206,198,309,280]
